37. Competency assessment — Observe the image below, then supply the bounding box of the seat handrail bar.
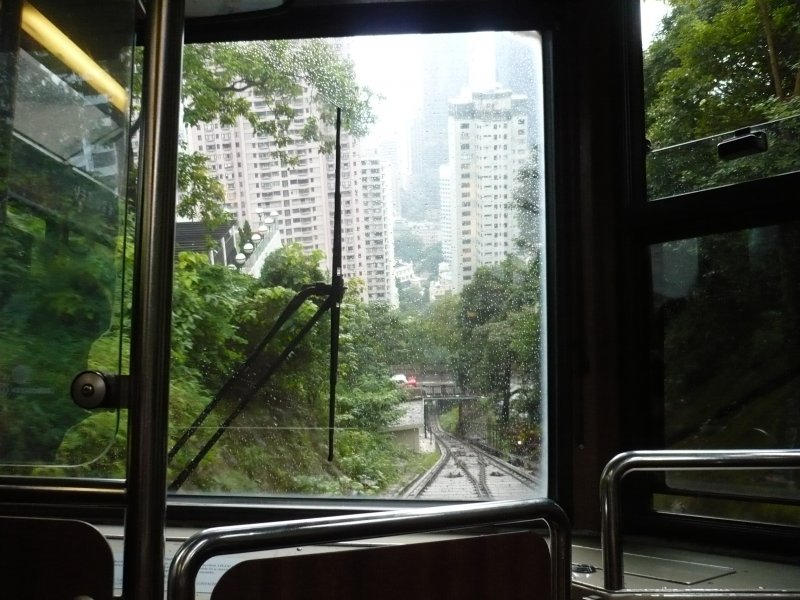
[168,498,570,600]
[600,449,800,591]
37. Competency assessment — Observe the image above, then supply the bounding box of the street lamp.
[234,252,246,269]
[243,241,254,256]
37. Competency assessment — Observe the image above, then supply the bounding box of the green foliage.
[171,252,254,388]
[397,280,427,310]
[176,39,375,231]
[259,243,326,290]
[394,230,426,263]
[0,197,120,464]
[513,152,543,257]
[644,1,800,198]
[183,40,374,145]
[337,377,402,431]
[645,0,800,147]
[456,256,542,423]
[394,233,443,277]
[176,148,228,232]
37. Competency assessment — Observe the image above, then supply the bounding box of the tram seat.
[211,530,550,599]
[0,516,114,600]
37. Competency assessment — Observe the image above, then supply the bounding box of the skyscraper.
[184,85,395,303]
[406,34,470,223]
[447,88,529,291]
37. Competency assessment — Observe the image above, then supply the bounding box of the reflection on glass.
[159,32,547,499]
[652,223,800,522]
[646,115,800,200]
[0,1,134,469]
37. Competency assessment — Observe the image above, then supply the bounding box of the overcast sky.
[346,3,670,143]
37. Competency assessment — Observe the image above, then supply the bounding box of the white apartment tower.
[439,165,453,264]
[185,85,395,303]
[358,149,398,306]
[447,88,528,291]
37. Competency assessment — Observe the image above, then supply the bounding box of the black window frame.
[619,0,800,559]
[0,0,568,529]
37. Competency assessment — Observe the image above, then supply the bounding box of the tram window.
[641,0,800,529]
[646,114,800,200]
[651,224,800,526]
[642,0,800,201]
[160,31,547,499]
[0,1,135,470]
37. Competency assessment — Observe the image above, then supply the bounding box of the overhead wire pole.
[168,107,346,484]
[328,107,344,461]
[167,281,332,464]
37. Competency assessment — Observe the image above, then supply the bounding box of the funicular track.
[401,420,540,500]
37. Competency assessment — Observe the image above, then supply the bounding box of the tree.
[176,147,228,229]
[171,252,255,388]
[176,40,376,234]
[645,0,800,145]
[456,256,542,424]
[259,243,326,291]
[513,151,543,258]
[394,231,425,263]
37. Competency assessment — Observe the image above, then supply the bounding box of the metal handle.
[168,498,571,600]
[600,449,800,590]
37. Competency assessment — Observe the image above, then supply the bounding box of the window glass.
[641,0,800,200]
[651,223,800,524]
[647,114,800,200]
[162,32,547,499]
[0,1,135,469]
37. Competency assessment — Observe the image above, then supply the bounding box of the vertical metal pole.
[328,107,343,461]
[124,0,184,597]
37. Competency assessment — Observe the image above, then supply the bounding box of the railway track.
[401,421,541,500]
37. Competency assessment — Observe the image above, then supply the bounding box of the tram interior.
[0,0,798,598]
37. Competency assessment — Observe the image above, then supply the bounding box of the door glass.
[0,0,135,470]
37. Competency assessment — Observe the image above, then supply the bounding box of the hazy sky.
[641,0,670,46]
[346,3,669,142]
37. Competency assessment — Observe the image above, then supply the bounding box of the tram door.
[0,0,136,476]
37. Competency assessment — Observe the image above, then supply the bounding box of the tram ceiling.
[179,0,560,42]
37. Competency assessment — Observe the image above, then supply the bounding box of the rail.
[168,498,570,600]
[600,449,800,591]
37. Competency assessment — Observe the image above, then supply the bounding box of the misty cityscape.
[183,31,544,306]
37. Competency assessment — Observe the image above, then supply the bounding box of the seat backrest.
[211,529,550,600]
[0,516,114,600]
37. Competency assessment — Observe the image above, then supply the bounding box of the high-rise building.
[184,85,395,303]
[495,32,542,146]
[447,87,529,291]
[358,149,398,306]
[407,34,470,223]
[439,165,453,263]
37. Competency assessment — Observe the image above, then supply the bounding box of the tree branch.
[756,0,785,98]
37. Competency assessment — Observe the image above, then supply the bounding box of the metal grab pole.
[168,498,571,600]
[600,449,800,591]
[124,0,185,597]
